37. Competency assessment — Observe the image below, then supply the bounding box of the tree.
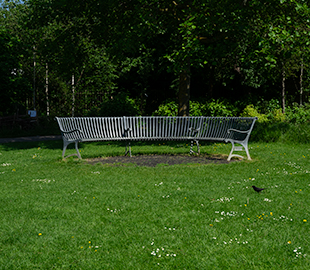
[237,0,310,113]
[0,1,32,116]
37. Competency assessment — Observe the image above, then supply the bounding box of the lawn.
[0,140,309,269]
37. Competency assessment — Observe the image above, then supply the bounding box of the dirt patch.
[86,154,238,167]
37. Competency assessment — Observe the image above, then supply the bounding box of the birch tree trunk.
[45,63,49,116]
[72,74,75,117]
[33,47,36,110]
[282,65,286,114]
[300,57,304,106]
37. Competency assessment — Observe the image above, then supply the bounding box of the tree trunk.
[282,66,285,114]
[45,63,49,116]
[33,47,36,110]
[300,57,304,106]
[178,61,190,116]
[72,74,75,117]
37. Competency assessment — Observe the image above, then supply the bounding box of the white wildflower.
[1,163,11,166]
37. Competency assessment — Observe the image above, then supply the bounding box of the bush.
[250,122,290,142]
[87,93,140,117]
[152,99,178,116]
[285,103,310,124]
[153,99,236,117]
[269,108,286,122]
[241,105,269,123]
[202,99,236,117]
[241,103,287,123]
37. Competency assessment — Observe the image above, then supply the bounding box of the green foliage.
[241,105,269,123]
[282,122,310,144]
[87,93,139,117]
[250,122,290,142]
[251,121,310,144]
[202,99,236,117]
[285,103,310,124]
[270,108,286,122]
[152,99,178,116]
[242,101,310,125]
[0,28,31,115]
[153,99,236,117]
[2,0,310,119]
[241,102,287,124]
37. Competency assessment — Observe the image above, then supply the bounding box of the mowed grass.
[0,140,309,269]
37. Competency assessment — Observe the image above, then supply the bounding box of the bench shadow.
[0,139,225,160]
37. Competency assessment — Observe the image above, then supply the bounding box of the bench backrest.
[56,117,126,141]
[124,116,202,140]
[55,116,256,142]
[198,117,256,141]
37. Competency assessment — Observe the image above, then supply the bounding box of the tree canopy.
[1,0,310,117]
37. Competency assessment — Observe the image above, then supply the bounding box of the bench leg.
[244,143,251,160]
[62,140,69,159]
[125,142,132,157]
[62,140,81,159]
[190,139,200,155]
[227,141,251,161]
[227,142,235,161]
[75,141,82,159]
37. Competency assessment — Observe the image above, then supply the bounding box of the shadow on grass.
[79,140,227,159]
[0,139,227,160]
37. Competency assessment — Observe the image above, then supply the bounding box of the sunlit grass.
[0,140,309,269]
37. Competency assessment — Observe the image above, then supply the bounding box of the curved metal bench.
[55,116,257,161]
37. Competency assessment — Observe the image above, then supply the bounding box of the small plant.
[241,105,269,123]
[152,99,178,116]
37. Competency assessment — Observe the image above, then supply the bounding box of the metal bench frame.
[55,116,257,161]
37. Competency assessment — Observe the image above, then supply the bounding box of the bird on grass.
[251,185,265,193]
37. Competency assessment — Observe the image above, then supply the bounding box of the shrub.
[153,99,236,117]
[87,93,139,117]
[250,122,290,142]
[152,99,178,116]
[285,103,310,124]
[241,105,269,123]
[269,108,286,122]
[203,99,236,117]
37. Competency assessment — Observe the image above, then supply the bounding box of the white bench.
[55,116,257,161]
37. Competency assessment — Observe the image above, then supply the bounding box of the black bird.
[251,185,265,193]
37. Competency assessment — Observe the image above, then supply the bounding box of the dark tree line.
[1,0,310,117]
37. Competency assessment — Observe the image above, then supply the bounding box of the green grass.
[0,140,309,269]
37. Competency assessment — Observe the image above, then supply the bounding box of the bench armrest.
[189,127,200,132]
[60,129,83,134]
[123,127,132,138]
[227,128,250,134]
